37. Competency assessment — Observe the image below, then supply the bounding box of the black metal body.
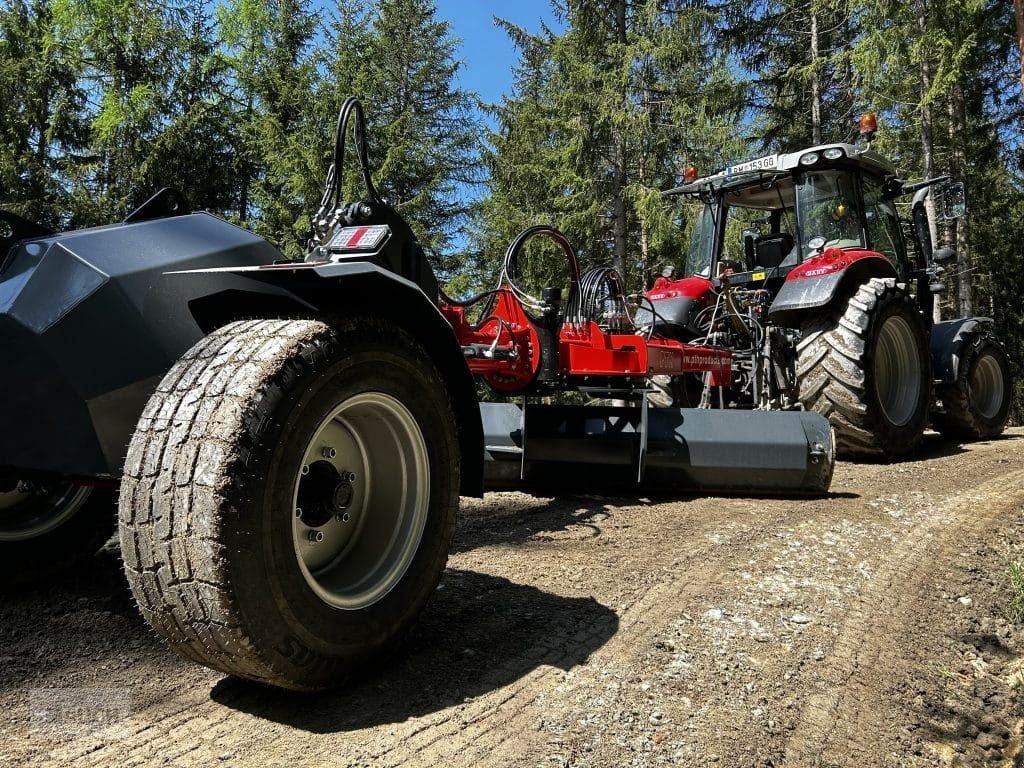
[481,403,833,493]
[0,207,484,495]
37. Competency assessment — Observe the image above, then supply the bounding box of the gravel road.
[2,429,1022,768]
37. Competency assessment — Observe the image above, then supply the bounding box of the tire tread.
[797,278,930,458]
[121,320,344,685]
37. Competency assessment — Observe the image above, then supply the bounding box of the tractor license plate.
[726,155,780,175]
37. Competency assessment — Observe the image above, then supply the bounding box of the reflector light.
[326,224,390,252]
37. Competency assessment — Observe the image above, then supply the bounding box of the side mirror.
[933,246,956,264]
[883,177,904,200]
[939,181,966,220]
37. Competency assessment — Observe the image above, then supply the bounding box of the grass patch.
[1009,561,1024,625]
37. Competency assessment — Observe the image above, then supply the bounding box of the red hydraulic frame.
[440,286,732,394]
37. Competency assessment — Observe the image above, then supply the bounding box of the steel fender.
[768,270,845,317]
[768,256,898,322]
[930,317,995,383]
[634,296,698,331]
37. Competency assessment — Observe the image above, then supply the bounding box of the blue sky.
[433,1,562,110]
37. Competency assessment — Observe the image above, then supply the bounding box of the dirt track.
[2,429,1023,767]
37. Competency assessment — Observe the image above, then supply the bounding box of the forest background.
[1,0,1022,419]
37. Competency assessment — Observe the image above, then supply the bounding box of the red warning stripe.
[345,226,370,248]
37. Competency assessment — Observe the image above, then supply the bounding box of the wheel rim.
[0,481,92,542]
[291,392,430,610]
[970,353,1004,420]
[874,315,922,427]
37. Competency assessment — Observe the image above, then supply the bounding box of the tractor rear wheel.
[797,278,931,458]
[119,317,460,690]
[931,337,1011,439]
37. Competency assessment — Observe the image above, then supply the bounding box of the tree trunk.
[949,88,972,317]
[1016,0,1024,92]
[810,7,822,145]
[915,0,941,322]
[611,0,628,281]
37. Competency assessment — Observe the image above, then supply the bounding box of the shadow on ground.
[916,629,1024,763]
[0,544,164,693]
[210,568,619,732]
[452,492,619,553]
[453,484,857,553]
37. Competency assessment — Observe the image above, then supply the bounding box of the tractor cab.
[665,141,907,290]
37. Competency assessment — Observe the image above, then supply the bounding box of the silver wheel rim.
[291,392,430,610]
[970,353,1004,420]
[874,315,921,427]
[0,482,92,541]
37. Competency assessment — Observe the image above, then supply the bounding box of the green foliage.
[1009,561,1024,625]
[481,0,747,294]
[0,0,478,267]
[0,0,90,227]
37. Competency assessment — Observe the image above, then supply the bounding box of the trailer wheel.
[119,317,459,690]
[0,480,114,584]
[932,337,1011,440]
[797,278,931,458]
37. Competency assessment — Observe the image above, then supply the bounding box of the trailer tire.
[0,483,115,585]
[119,317,460,690]
[931,337,1011,440]
[797,278,930,458]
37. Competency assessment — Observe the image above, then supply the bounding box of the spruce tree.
[484,0,745,289]
[363,0,482,271]
[219,0,319,257]
[0,0,89,227]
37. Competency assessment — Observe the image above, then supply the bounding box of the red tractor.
[638,117,1012,458]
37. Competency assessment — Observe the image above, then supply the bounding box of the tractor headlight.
[822,147,845,160]
[799,152,820,166]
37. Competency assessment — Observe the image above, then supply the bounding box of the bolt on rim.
[874,315,921,427]
[291,391,430,610]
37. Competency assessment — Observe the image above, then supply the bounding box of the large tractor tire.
[931,336,1011,440]
[0,480,115,585]
[119,317,460,690]
[647,373,705,408]
[797,278,931,458]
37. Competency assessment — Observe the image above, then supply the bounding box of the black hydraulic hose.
[502,225,582,311]
[314,97,382,228]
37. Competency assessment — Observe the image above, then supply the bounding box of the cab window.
[862,175,906,274]
[795,169,865,256]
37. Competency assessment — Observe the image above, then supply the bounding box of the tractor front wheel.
[797,278,931,458]
[119,317,460,690]
[932,337,1011,440]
